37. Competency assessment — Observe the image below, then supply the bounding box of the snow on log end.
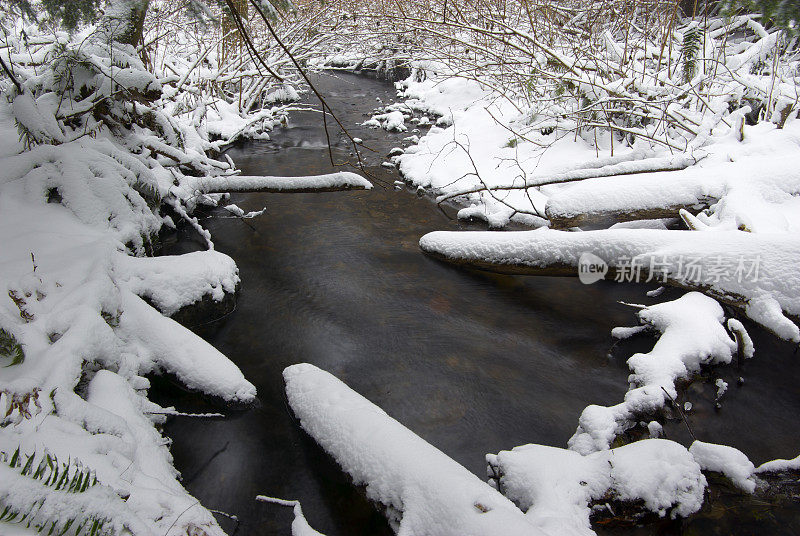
[256,497,327,536]
[195,172,373,193]
[283,363,551,536]
[689,441,756,493]
[121,292,256,404]
[757,453,800,474]
[115,250,239,316]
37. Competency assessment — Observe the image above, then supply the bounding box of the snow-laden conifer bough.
[0,1,372,534]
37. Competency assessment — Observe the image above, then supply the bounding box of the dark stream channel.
[154,72,800,536]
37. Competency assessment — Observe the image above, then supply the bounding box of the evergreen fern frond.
[0,328,24,367]
[682,23,702,84]
[0,447,112,536]
[2,448,97,494]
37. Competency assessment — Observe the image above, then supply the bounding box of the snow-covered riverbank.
[0,82,254,536]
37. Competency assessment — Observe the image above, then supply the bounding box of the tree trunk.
[99,0,150,47]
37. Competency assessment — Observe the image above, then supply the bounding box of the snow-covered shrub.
[0,4,280,534]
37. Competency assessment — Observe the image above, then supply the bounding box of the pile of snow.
[757,453,800,474]
[364,110,407,132]
[114,250,239,316]
[487,439,707,535]
[201,99,284,146]
[689,441,756,493]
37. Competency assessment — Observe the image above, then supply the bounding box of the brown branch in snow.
[0,55,22,93]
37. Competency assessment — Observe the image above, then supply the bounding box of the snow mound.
[115,250,239,316]
[757,454,800,474]
[487,439,706,535]
[364,111,407,132]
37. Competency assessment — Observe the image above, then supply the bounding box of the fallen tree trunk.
[419,228,800,341]
[545,198,715,229]
[543,154,800,229]
[422,241,750,311]
[193,171,373,194]
[283,363,556,536]
[436,153,703,206]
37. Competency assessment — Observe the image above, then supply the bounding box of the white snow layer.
[0,97,252,534]
[688,441,756,493]
[256,497,327,536]
[283,363,560,536]
[545,151,800,233]
[487,439,706,535]
[757,454,800,473]
[393,61,800,233]
[364,111,407,132]
[115,250,239,316]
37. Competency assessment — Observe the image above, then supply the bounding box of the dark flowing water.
[154,72,800,536]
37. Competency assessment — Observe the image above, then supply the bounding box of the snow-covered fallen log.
[283,363,556,536]
[191,172,373,194]
[118,291,256,404]
[486,439,707,535]
[436,152,704,205]
[419,228,800,341]
[545,153,800,229]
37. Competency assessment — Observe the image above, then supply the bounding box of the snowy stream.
[153,72,800,536]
